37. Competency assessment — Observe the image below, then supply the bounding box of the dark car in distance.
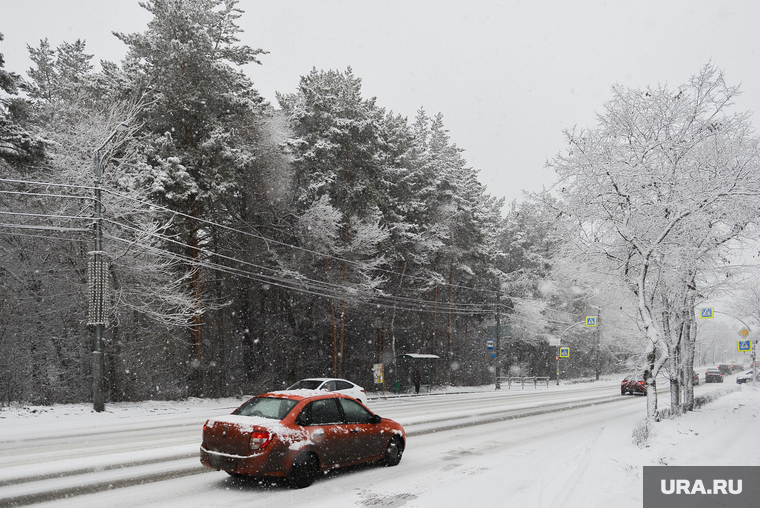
[705,368,724,383]
[621,375,646,395]
[200,391,405,488]
[717,364,732,375]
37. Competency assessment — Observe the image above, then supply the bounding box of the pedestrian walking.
[412,369,421,394]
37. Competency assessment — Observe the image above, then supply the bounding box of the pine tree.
[0,33,45,165]
[115,0,269,395]
[279,67,389,376]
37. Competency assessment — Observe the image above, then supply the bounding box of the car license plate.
[210,455,237,472]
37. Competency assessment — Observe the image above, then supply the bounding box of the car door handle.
[350,429,359,433]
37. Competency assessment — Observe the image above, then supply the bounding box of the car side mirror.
[371,414,382,424]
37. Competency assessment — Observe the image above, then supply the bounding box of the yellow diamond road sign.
[739,328,750,338]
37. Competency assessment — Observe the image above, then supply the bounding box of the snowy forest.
[2,1,760,422]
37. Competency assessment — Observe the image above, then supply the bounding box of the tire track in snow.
[544,426,605,508]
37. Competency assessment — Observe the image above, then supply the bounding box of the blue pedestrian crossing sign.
[559,347,570,358]
[585,316,597,327]
[700,307,714,319]
[738,340,753,352]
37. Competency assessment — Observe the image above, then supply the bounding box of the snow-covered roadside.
[641,385,760,467]
[573,385,760,507]
[558,384,760,507]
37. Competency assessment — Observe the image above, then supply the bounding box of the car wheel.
[288,453,319,489]
[382,436,404,467]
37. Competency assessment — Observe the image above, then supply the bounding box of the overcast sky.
[3,0,760,205]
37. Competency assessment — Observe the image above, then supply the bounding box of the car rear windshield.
[233,397,298,420]
[287,380,323,390]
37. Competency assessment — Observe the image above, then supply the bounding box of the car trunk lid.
[203,416,275,456]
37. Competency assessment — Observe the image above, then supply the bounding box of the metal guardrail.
[498,376,550,389]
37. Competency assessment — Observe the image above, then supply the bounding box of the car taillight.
[201,420,209,445]
[249,431,273,451]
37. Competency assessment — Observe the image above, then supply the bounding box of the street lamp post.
[89,124,126,412]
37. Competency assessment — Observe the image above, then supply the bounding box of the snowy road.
[0,379,739,507]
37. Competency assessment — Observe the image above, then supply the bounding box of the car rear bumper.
[200,446,289,478]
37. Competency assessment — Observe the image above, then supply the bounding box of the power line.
[0,210,91,222]
[2,176,508,312]
[0,189,91,201]
[101,212,494,314]
[3,176,507,295]
[0,177,94,191]
[101,187,505,297]
[103,231,493,315]
[0,230,90,243]
[103,214,495,313]
[0,223,90,233]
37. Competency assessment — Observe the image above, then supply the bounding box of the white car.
[286,378,368,405]
[736,370,759,384]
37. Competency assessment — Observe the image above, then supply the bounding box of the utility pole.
[89,124,127,413]
[495,280,501,389]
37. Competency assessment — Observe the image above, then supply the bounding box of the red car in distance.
[621,375,646,395]
[200,391,405,488]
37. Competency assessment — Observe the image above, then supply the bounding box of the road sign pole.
[554,320,585,386]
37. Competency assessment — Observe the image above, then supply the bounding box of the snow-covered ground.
[1,381,758,507]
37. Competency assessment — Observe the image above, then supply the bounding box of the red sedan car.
[200,390,405,488]
[621,375,646,395]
